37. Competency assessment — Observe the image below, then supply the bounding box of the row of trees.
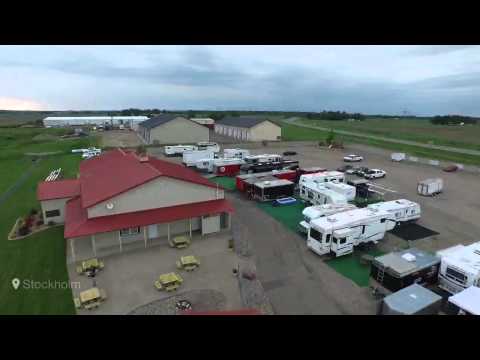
[430,115,478,125]
[305,111,365,121]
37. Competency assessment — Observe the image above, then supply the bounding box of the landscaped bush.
[24,215,34,228]
[36,219,44,226]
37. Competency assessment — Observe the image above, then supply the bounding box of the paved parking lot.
[69,232,242,315]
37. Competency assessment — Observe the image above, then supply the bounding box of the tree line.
[305,111,365,121]
[430,115,478,125]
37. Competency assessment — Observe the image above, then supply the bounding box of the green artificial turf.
[256,198,307,233]
[209,176,237,191]
[325,248,385,287]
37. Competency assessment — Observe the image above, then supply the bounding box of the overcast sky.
[1,45,479,116]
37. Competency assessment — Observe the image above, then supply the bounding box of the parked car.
[343,154,363,162]
[283,151,297,156]
[337,164,353,173]
[364,169,386,179]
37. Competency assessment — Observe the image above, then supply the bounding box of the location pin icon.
[12,278,20,290]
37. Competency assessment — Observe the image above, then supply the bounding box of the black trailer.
[242,160,299,174]
[370,248,440,295]
[253,179,295,202]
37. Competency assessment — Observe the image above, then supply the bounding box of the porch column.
[118,232,123,252]
[91,235,97,257]
[144,227,148,248]
[228,213,232,230]
[70,238,76,262]
[167,223,170,242]
[189,219,192,239]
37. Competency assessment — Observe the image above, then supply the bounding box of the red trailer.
[271,169,298,182]
[296,166,326,182]
[214,160,243,177]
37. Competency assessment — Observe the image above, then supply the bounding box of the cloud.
[409,45,479,56]
[0,97,46,110]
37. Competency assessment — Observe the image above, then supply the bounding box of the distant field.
[0,110,123,126]
[279,122,480,166]
[0,128,98,314]
[294,117,480,152]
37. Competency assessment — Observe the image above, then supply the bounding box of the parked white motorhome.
[307,208,397,257]
[391,153,406,162]
[300,180,355,205]
[195,157,245,173]
[436,242,480,294]
[367,199,421,223]
[417,178,443,196]
[223,148,250,159]
[182,150,216,167]
[299,171,345,186]
[196,142,220,153]
[299,203,358,234]
[164,145,197,156]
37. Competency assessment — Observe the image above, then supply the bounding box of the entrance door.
[148,224,158,239]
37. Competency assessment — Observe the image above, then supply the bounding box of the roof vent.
[106,203,114,210]
[264,181,270,185]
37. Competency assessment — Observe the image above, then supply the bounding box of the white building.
[43,116,149,130]
[214,116,282,141]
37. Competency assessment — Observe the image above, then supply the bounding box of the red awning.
[64,196,234,238]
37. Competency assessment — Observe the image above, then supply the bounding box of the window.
[340,237,346,244]
[120,227,141,236]
[308,191,314,199]
[332,237,338,244]
[445,267,467,285]
[45,209,60,218]
[362,225,366,234]
[325,234,331,243]
[411,210,416,214]
[395,212,402,218]
[309,228,323,241]
[339,178,344,183]
[381,218,386,223]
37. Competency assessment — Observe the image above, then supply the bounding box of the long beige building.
[138,114,209,145]
[37,149,233,262]
[214,116,281,141]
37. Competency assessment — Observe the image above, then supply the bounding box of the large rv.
[299,171,345,186]
[164,145,197,157]
[196,142,220,153]
[367,199,421,224]
[307,207,396,257]
[300,181,356,205]
[182,150,216,167]
[436,242,480,294]
[196,158,244,174]
[223,148,250,159]
[299,203,358,234]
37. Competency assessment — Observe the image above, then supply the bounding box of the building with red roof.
[37,149,233,262]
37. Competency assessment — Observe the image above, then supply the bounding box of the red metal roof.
[37,179,80,201]
[180,309,262,315]
[78,149,221,208]
[64,196,234,238]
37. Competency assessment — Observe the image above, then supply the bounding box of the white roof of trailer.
[438,242,480,274]
[302,204,357,219]
[254,179,294,188]
[311,207,391,231]
[448,286,480,315]
[368,199,419,212]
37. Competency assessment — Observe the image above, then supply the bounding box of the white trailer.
[307,207,397,257]
[367,199,421,223]
[391,153,406,162]
[196,142,220,153]
[299,171,345,186]
[299,180,355,205]
[182,150,216,167]
[299,203,358,234]
[223,148,250,159]
[243,154,282,165]
[448,286,480,315]
[417,178,443,196]
[164,145,197,156]
[436,242,480,294]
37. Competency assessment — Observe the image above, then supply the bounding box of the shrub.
[36,219,44,226]
[318,141,326,147]
[262,140,268,147]
[326,129,336,145]
[30,208,38,215]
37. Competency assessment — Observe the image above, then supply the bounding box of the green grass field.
[256,198,307,233]
[0,128,97,314]
[209,176,237,191]
[325,248,384,287]
[280,122,480,166]
[295,117,480,151]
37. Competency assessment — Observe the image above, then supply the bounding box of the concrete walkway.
[282,118,480,157]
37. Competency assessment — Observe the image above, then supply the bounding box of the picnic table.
[74,287,107,310]
[176,255,200,272]
[169,235,191,249]
[76,258,104,275]
[154,272,184,292]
